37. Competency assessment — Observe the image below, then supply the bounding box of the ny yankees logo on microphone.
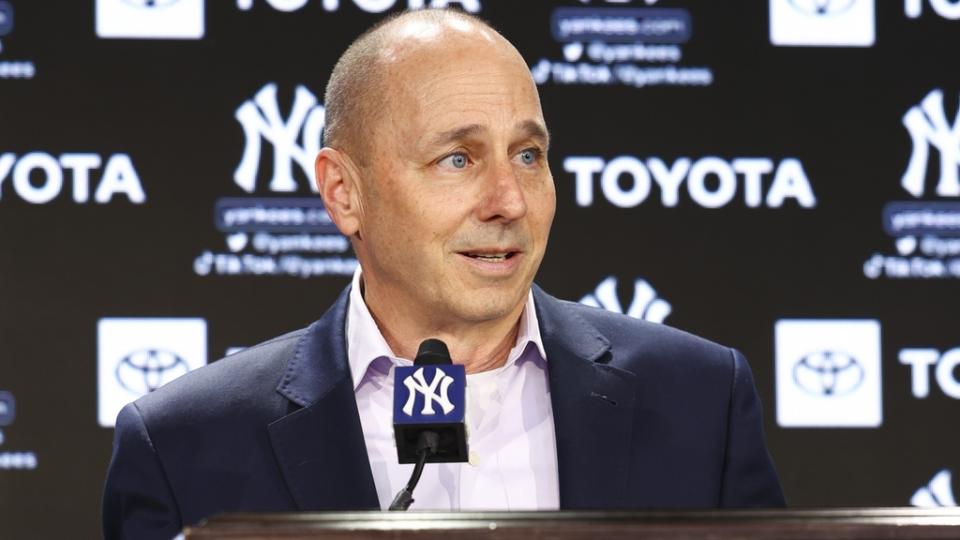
[402,367,456,416]
[392,341,468,464]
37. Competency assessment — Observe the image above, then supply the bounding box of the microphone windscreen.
[415,338,451,365]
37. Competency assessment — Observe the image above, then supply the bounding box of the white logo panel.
[97,318,207,427]
[769,0,875,47]
[775,319,882,428]
[96,0,205,40]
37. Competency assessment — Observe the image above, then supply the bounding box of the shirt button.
[469,451,480,466]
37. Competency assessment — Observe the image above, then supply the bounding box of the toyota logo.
[115,349,190,394]
[787,0,858,16]
[121,0,183,9]
[792,350,865,397]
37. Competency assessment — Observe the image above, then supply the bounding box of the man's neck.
[361,283,525,374]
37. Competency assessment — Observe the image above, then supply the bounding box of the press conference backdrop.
[1,0,958,537]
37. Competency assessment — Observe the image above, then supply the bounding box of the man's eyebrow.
[425,121,550,149]
[428,124,484,148]
[517,120,550,149]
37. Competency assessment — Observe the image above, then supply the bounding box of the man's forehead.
[405,81,548,151]
[359,14,547,156]
[376,46,542,123]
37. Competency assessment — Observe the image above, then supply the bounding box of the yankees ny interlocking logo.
[234,82,325,194]
[579,275,672,324]
[902,88,960,198]
[402,367,456,416]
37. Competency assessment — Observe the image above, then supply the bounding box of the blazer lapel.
[267,286,379,510]
[534,286,638,509]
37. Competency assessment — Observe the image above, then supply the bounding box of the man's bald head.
[314,7,554,354]
[322,9,518,164]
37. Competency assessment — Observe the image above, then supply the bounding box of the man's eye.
[440,153,469,169]
[518,149,540,165]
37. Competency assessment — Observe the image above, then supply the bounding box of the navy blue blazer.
[102,285,785,539]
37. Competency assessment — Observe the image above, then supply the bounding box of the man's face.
[354,30,556,328]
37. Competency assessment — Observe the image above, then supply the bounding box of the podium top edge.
[193,508,960,531]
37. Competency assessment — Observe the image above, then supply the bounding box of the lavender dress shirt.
[345,269,561,510]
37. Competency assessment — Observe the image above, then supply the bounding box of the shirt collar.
[345,267,547,391]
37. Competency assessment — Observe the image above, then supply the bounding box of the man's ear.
[315,147,364,238]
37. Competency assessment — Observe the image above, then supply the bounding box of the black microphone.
[413,338,453,365]
[389,338,469,511]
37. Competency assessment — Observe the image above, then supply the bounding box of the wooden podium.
[186,508,960,539]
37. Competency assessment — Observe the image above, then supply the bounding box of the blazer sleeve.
[719,349,787,507]
[102,402,183,540]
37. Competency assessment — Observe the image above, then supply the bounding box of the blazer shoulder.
[132,327,307,427]
[542,291,736,374]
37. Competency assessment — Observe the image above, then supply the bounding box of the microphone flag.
[393,363,468,464]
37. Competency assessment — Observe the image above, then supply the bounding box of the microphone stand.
[388,431,439,511]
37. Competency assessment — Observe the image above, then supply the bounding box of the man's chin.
[445,286,530,324]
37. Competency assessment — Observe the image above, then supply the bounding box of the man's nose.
[476,160,528,222]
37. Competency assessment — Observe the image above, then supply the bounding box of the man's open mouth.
[459,251,519,262]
